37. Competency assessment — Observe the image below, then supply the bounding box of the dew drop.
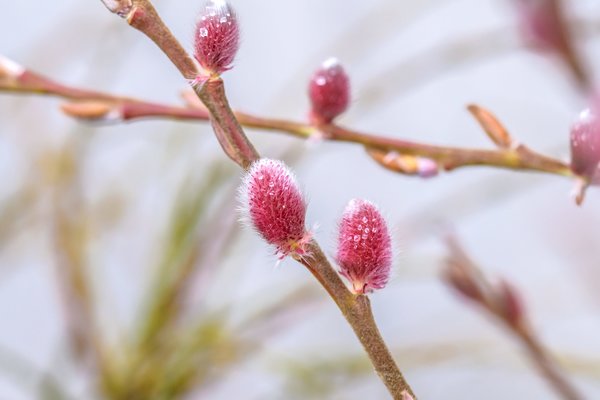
[362,216,368,223]
[357,225,363,231]
[269,181,275,188]
[372,228,378,233]
[219,16,227,23]
[199,27,208,37]
[364,228,370,234]
[353,235,361,242]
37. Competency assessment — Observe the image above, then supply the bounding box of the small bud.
[240,159,311,259]
[336,199,392,294]
[467,104,514,149]
[570,108,600,180]
[515,0,563,52]
[496,280,525,327]
[193,0,240,76]
[367,148,439,178]
[308,58,350,124]
[514,0,588,88]
[61,101,121,122]
[416,157,439,178]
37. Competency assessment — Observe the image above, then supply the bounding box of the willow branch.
[295,241,416,399]
[1,56,574,181]
[101,0,258,168]
[97,0,416,397]
[443,236,583,400]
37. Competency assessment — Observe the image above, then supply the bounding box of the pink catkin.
[336,199,392,294]
[193,0,240,75]
[570,108,600,180]
[308,58,350,124]
[241,159,310,258]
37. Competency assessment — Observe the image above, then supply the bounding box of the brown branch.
[517,325,584,400]
[443,236,583,400]
[195,78,259,168]
[97,0,416,398]
[296,241,416,399]
[113,0,257,168]
[0,56,575,181]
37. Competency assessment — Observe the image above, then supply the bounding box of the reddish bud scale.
[336,199,392,294]
[241,159,310,258]
[193,0,240,75]
[570,108,600,180]
[308,58,350,124]
[497,280,525,327]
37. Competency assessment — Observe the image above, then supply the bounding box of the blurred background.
[1,0,600,398]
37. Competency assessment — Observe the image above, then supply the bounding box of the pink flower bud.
[308,58,350,124]
[514,0,588,88]
[514,0,563,52]
[416,157,439,178]
[336,199,392,294]
[240,159,311,259]
[193,0,240,75]
[570,108,600,180]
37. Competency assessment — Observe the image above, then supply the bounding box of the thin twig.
[443,236,583,400]
[296,241,416,398]
[0,56,574,179]
[98,0,417,398]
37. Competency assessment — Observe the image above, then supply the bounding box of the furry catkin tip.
[240,159,310,259]
[194,0,240,75]
[308,57,350,124]
[336,199,392,294]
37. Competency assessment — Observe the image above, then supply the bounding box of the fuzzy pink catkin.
[240,159,310,258]
[193,0,240,75]
[336,199,392,294]
[308,58,350,124]
[570,108,600,180]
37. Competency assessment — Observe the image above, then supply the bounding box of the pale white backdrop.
[1,0,600,399]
